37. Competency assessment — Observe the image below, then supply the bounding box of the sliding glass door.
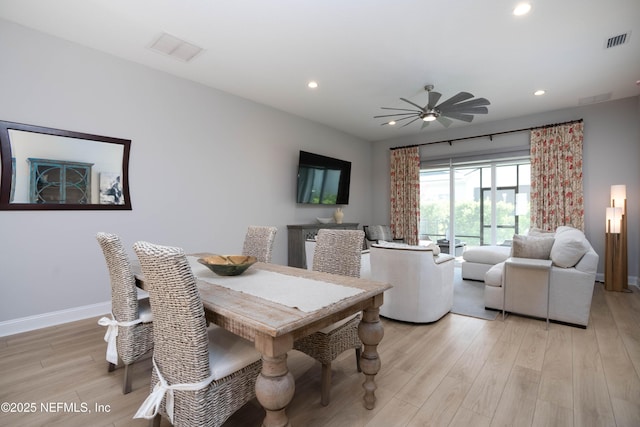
[420,160,530,248]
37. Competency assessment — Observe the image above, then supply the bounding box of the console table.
[287,222,359,268]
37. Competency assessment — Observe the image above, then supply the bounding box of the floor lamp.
[605,184,628,292]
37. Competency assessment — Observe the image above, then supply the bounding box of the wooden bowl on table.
[197,255,257,276]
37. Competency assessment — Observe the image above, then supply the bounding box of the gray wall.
[372,96,640,284]
[0,20,373,324]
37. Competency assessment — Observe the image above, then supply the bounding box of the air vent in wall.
[605,32,630,49]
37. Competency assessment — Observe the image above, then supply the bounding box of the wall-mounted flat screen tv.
[296,150,351,205]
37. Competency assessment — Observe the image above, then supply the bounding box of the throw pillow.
[550,228,589,268]
[555,225,579,234]
[511,234,555,259]
[528,227,555,236]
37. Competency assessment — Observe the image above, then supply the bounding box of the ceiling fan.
[375,84,490,129]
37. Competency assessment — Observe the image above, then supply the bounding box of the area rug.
[451,267,499,320]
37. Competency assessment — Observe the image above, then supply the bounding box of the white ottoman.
[461,245,511,281]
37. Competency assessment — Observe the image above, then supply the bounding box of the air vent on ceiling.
[605,32,630,49]
[579,92,612,105]
[149,33,203,62]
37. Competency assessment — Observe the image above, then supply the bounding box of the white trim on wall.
[0,301,111,337]
[594,274,639,288]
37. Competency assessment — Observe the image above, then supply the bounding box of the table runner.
[188,257,364,312]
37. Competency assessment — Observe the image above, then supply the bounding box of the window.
[420,159,530,247]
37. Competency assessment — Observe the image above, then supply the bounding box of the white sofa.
[483,226,598,327]
[369,241,455,323]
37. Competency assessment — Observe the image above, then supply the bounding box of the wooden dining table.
[135,254,391,427]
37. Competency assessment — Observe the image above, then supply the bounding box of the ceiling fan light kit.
[375,84,490,129]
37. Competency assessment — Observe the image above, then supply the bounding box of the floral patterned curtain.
[390,146,420,245]
[530,121,584,231]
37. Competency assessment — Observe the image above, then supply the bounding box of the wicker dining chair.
[96,232,154,394]
[242,225,277,263]
[132,241,262,427]
[293,228,365,406]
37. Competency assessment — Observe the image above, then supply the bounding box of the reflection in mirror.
[0,121,131,210]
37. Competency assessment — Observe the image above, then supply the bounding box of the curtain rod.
[390,118,583,151]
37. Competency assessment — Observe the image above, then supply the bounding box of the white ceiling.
[1,0,639,142]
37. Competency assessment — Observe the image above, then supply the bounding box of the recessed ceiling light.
[513,3,532,16]
[307,81,318,89]
[534,89,546,96]
[388,121,396,126]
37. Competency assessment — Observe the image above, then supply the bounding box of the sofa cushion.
[550,227,589,268]
[484,262,504,287]
[511,234,555,259]
[462,245,511,264]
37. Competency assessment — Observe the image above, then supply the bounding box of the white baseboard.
[0,301,111,337]
[595,273,638,288]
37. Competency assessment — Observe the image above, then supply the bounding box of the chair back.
[312,229,364,277]
[133,241,210,385]
[242,225,277,263]
[96,232,139,322]
[363,225,395,242]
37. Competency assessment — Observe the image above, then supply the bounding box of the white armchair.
[370,242,455,323]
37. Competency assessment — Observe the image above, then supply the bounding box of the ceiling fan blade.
[374,112,419,118]
[440,111,475,122]
[436,116,454,127]
[465,106,489,114]
[435,92,474,110]
[380,107,421,112]
[440,106,489,115]
[400,117,422,128]
[440,98,491,112]
[427,91,442,109]
[400,97,426,111]
[469,97,490,106]
[394,115,423,123]
[379,114,422,125]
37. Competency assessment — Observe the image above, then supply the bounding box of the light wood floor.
[1,281,640,427]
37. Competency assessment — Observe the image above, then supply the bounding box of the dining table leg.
[358,295,385,410]
[254,335,295,427]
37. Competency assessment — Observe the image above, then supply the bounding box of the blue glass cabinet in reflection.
[28,158,93,204]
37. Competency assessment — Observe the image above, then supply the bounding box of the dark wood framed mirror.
[0,120,132,210]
